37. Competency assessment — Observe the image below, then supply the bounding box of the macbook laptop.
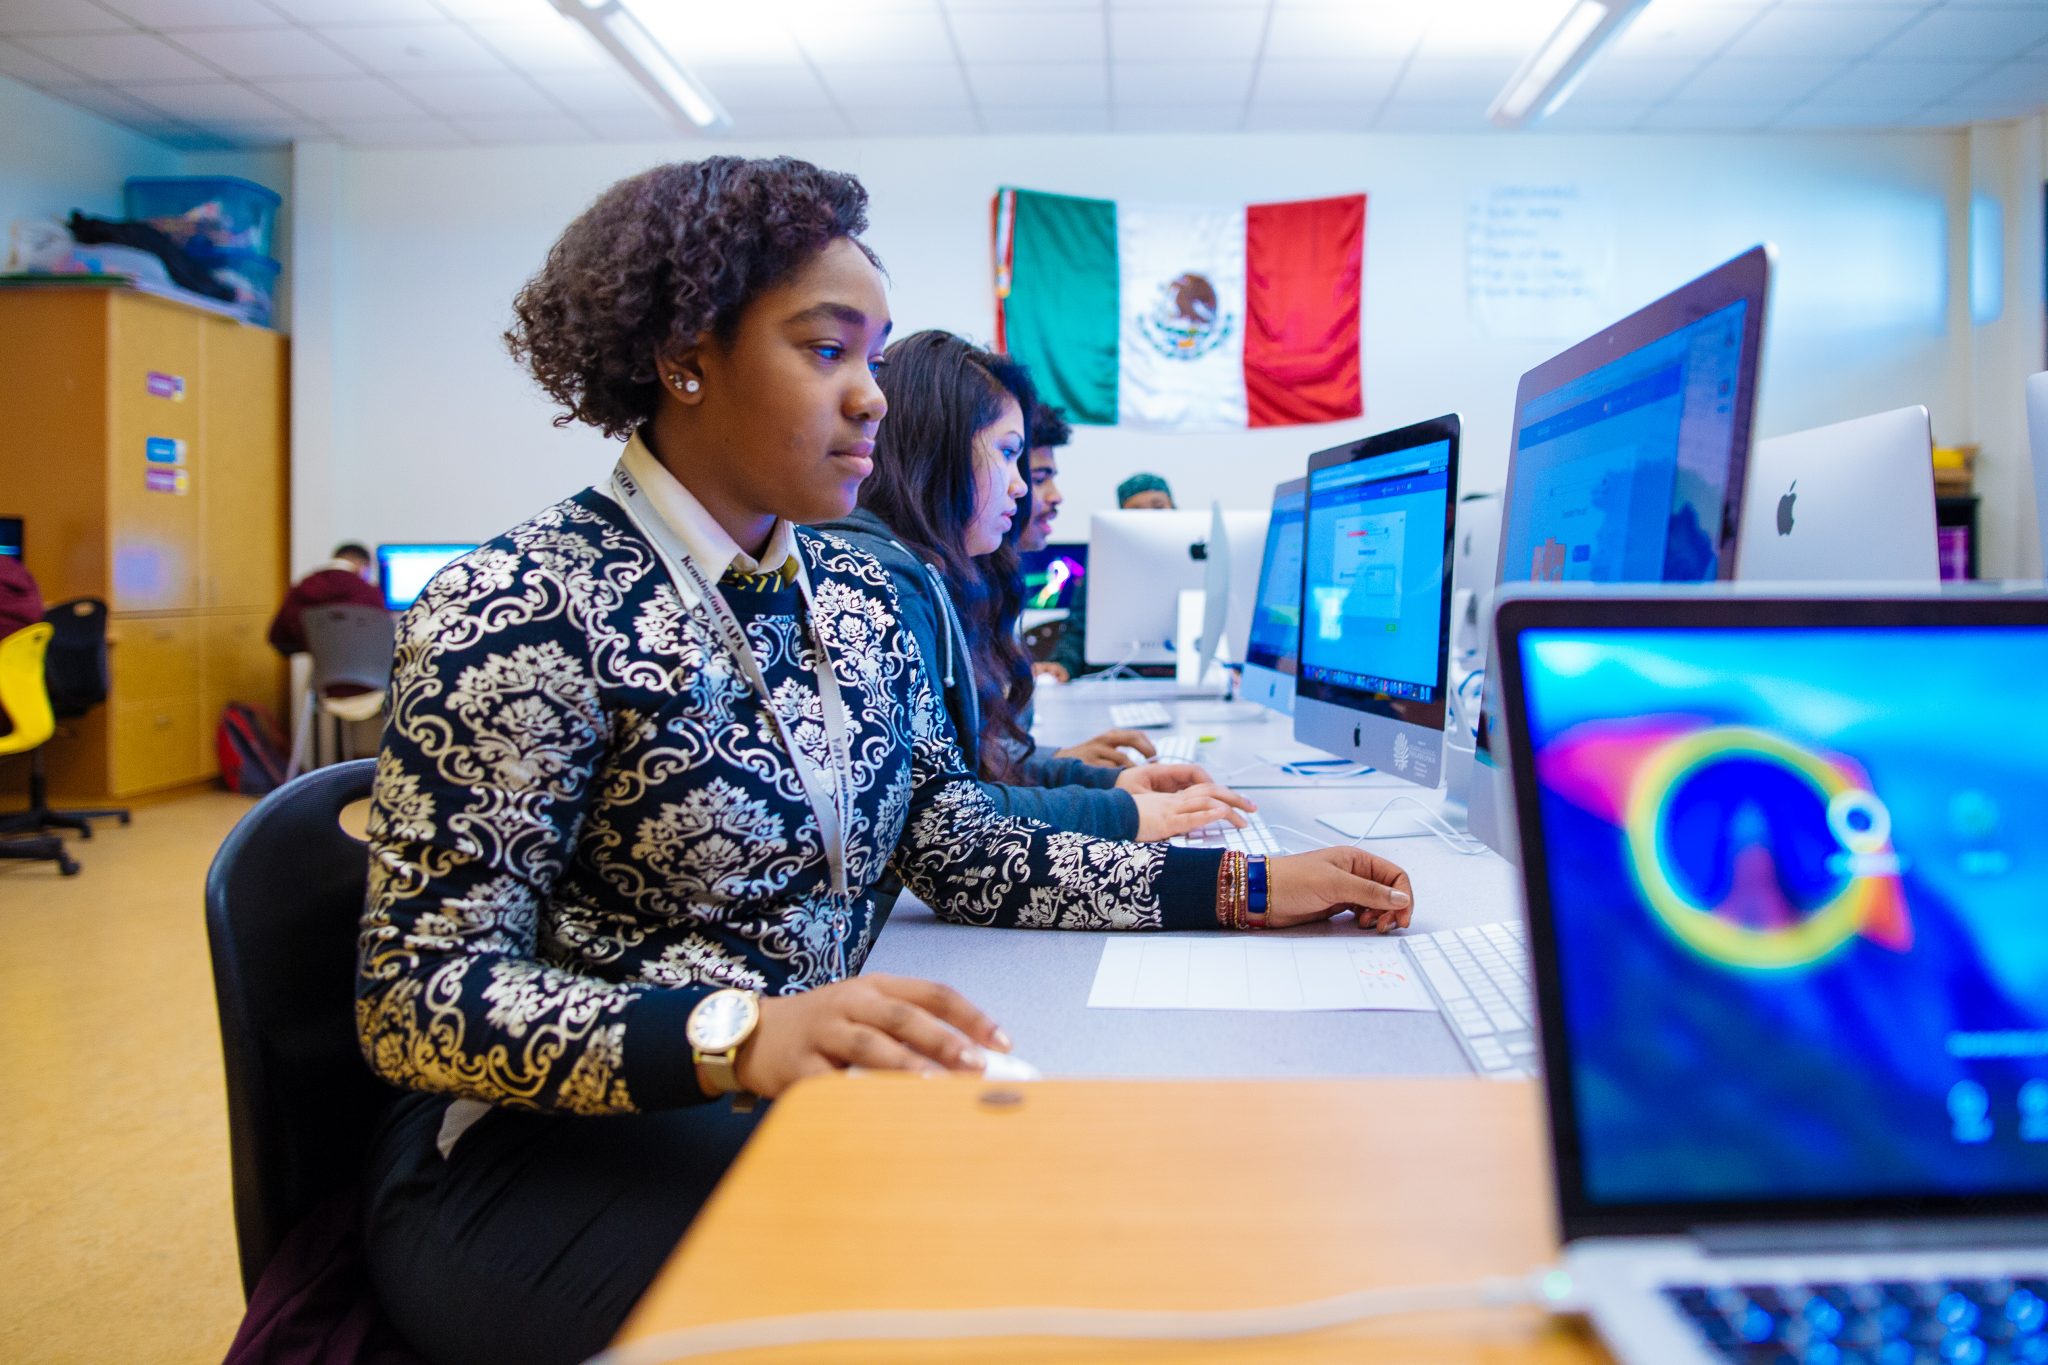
[1737,406,1939,584]
[1493,588,2048,1365]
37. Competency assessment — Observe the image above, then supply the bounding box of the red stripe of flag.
[1244,194,1365,429]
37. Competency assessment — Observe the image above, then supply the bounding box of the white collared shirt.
[620,432,796,582]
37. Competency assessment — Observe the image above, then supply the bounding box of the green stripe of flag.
[1003,189,1119,426]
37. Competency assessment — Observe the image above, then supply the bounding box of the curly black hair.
[1030,402,1072,450]
[505,156,878,440]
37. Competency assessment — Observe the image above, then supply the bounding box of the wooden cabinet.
[0,287,288,798]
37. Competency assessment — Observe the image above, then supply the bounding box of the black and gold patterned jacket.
[357,488,1225,1115]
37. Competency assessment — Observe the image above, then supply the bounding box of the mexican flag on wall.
[992,187,1366,431]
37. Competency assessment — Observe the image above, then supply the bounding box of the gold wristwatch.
[687,988,762,1107]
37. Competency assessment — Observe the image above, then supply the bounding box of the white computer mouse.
[981,1051,1043,1082]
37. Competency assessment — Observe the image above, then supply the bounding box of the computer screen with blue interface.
[1243,487,1306,676]
[1500,299,1748,586]
[1020,544,1086,611]
[1299,441,1453,703]
[1517,625,2048,1206]
[378,543,477,612]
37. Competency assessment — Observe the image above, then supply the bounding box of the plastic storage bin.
[124,176,280,257]
[203,250,281,328]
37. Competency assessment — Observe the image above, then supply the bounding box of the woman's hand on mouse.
[1261,848,1415,934]
[732,974,1008,1098]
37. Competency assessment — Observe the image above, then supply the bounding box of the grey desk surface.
[865,679,1524,1081]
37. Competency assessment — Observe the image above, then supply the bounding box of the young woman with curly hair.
[355,157,1418,1365]
[821,329,1255,846]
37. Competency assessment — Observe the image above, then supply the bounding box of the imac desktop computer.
[1736,406,1937,584]
[1467,244,1774,862]
[378,543,479,612]
[1193,500,1272,692]
[1238,478,1307,716]
[0,516,21,562]
[1085,509,1267,683]
[1292,413,1461,792]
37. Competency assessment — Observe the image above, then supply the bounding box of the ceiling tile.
[526,69,663,116]
[1667,57,1839,103]
[1720,5,1922,59]
[1804,58,1990,105]
[49,80,188,127]
[1957,58,2047,104]
[263,0,448,23]
[789,5,956,64]
[1417,0,1581,59]
[1113,102,1245,131]
[1611,4,1766,59]
[126,78,296,119]
[100,0,287,27]
[1567,57,1707,101]
[460,17,613,73]
[1771,101,1920,128]
[1109,7,1265,62]
[16,29,220,80]
[943,0,1096,9]
[582,111,691,141]
[1113,0,1264,8]
[967,61,1106,104]
[815,61,970,110]
[846,107,963,135]
[690,63,837,113]
[0,0,129,36]
[0,35,85,83]
[168,27,363,79]
[977,103,1112,132]
[1388,56,1519,102]
[1239,101,1380,132]
[633,5,807,67]
[324,117,467,144]
[1876,5,2048,60]
[704,108,848,136]
[948,9,1105,64]
[183,116,323,141]
[258,73,427,118]
[1113,60,1251,103]
[450,112,593,144]
[1372,99,1496,131]
[1532,99,1652,130]
[1249,59,1404,105]
[1260,6,1429,62]
[1919,91,2044,122]
[1637,100,1789,130]
[391,71,552,115]
[315,22,508,76]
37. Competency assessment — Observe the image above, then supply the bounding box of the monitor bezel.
[1294,414,1461,731]
[1241,476,1307,678]
[376,542,480,613]
[1494,589,2048,1244]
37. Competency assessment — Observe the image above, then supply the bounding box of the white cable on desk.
[584,1270,1565,1364]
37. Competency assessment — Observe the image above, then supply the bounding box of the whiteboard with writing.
[1466,185,1616,340]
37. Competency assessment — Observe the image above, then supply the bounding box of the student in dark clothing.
[819,330,1253,843]
[350,158,1417,1365]
[267,542,384,655]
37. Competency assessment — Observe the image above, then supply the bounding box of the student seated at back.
[267,542,383,656]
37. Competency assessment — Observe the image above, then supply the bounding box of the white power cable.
[583,1271,1563,1365]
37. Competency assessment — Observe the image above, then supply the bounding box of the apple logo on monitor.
[1776,480,1797,536]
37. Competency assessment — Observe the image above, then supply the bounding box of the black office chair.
[204,758,391,1296]
[3,597,132,840]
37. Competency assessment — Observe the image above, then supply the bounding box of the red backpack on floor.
[218,702,290,795]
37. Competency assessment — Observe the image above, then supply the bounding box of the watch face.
[687,990,758,1052]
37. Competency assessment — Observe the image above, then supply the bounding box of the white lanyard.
[607,461,856,979]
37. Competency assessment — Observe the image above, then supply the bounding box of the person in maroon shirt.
[0,554,43,640]
[267,543,384,656]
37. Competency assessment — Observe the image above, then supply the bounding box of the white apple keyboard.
[1169,812,1282,856]
[1109,701,1173,729]
[981,1051,1042,1082]
[1150,734,1200,764]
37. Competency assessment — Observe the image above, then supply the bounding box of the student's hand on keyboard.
[1113,761,1220,794]
[1054,728,1157,768]
[737,974,1010,1097]
[1264,849,1415,934]
[1131,784,1255,841]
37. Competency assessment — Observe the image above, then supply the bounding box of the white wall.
[298,127,1973,574]
[0,75,182,236]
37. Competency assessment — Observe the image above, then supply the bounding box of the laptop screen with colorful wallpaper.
[1510,617,2048,1214]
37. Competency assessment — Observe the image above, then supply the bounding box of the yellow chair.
[0,624,78,875]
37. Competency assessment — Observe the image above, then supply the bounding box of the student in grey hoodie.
[819,329,1254,845]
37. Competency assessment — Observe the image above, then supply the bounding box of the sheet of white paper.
[1087,937,1437,1012]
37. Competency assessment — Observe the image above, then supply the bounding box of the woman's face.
[965,394,1027,557]
[682,237,891,529]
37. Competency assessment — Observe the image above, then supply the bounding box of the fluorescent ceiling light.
[1488,0,1650,129]
[551,0,731,130]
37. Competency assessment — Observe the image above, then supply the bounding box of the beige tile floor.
[1,790,255,1363]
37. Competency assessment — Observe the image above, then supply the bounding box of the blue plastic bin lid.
[124,174,282,207]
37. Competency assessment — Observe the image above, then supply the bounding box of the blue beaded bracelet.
[1247,855,1268,917]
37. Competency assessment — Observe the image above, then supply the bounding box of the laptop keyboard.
[1663,1278,2048,1364]
[1110,701,1173,729]
[1402,922,1539,1078]
[1171,812,1282,856]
